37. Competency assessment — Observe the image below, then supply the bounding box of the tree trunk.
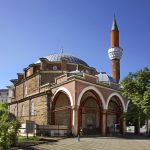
[135,118,140,134]
[146,119,149,134]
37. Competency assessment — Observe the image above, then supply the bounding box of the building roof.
[37,53,89,67]
[0,89,8,92]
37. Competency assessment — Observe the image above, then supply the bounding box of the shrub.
[0,103,21,149]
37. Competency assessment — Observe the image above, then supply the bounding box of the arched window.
[31,102,35,115]
[25,86,28,96]
[22,104,25,116]
[14,106,17,116]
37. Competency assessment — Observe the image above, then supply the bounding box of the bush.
[0,103,21,149]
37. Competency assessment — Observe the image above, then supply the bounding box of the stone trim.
[125,100,130,112]
[77,86,105,109]
[52,87,73,106]
[105,92,126,112]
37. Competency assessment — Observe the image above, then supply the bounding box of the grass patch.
[18,136,40,141]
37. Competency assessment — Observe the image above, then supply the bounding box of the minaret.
[108,16,123,83]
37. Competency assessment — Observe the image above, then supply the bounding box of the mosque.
[8,17,129,136]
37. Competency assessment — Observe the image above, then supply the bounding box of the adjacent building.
[0,89,8,103]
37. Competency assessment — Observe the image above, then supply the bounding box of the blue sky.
[0,0,150,89]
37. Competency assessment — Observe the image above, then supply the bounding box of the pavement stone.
[26,137,150,150]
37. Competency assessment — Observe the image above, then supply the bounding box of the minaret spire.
[111,15,118,31]
[108,16,123,83]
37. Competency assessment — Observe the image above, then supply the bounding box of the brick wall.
[24,75,40,96]
[16,84,24,101]
[9,103,17,115]
[55,74,67,84]
[41,73,62,85]
[18,100,30,123]
[30,95,48,125]
[84,74,97,83]
[12,95,48,125]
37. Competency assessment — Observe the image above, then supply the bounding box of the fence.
[19,123,71,137]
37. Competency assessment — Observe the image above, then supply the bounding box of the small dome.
[98,72,117,84]
[36,53,89,67]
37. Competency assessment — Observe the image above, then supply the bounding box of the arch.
[106,92,126,112]
[53,87,73,106]
[125,100,130,112]
[80,96,101,108]
[77,86,105,109]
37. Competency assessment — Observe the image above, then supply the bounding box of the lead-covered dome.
[37,53,89,67]
[97,72,117,84]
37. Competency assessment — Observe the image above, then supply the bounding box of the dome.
[97,72,117,84]
[37,53,89,67]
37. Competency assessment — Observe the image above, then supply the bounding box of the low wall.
[19,123,71,137]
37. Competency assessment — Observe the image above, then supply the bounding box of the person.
[80,128,83,136]
[77,133,80,141]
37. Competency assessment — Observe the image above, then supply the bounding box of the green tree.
[0,103,7,117]
[143,89,150,117]
[0,102,21,149]
[121,67,150,133]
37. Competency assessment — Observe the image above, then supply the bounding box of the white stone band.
[108,47,123,60]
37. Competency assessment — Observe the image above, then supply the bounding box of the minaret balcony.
[108,47,123,60]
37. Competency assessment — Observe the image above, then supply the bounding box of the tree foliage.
[0,103,21,149]
[121,67,150,123]
[143,89,150,117]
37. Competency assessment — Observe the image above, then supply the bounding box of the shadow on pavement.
[123,133,150,140]
[77,133,150,140]
[10,134,150,149]
[10,138,59,150]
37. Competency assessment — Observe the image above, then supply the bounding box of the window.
[14,106,17,116]
[85,70,89,74]
[31,102,35,115]
[53,65,57,70]
[26,70,30,77]
[22,104,25,116]
[25,86,28,96]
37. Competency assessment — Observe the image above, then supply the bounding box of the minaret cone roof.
[111,16,118,31]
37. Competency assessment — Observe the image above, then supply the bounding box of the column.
[122,117,127,135]
[46,92,52,125]
[72,105,78,136]
[102,109,107,136]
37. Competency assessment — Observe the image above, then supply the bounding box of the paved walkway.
[24,137,150,150]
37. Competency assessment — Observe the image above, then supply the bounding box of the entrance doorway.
[79,96,102,135]
[107,96,123,135]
